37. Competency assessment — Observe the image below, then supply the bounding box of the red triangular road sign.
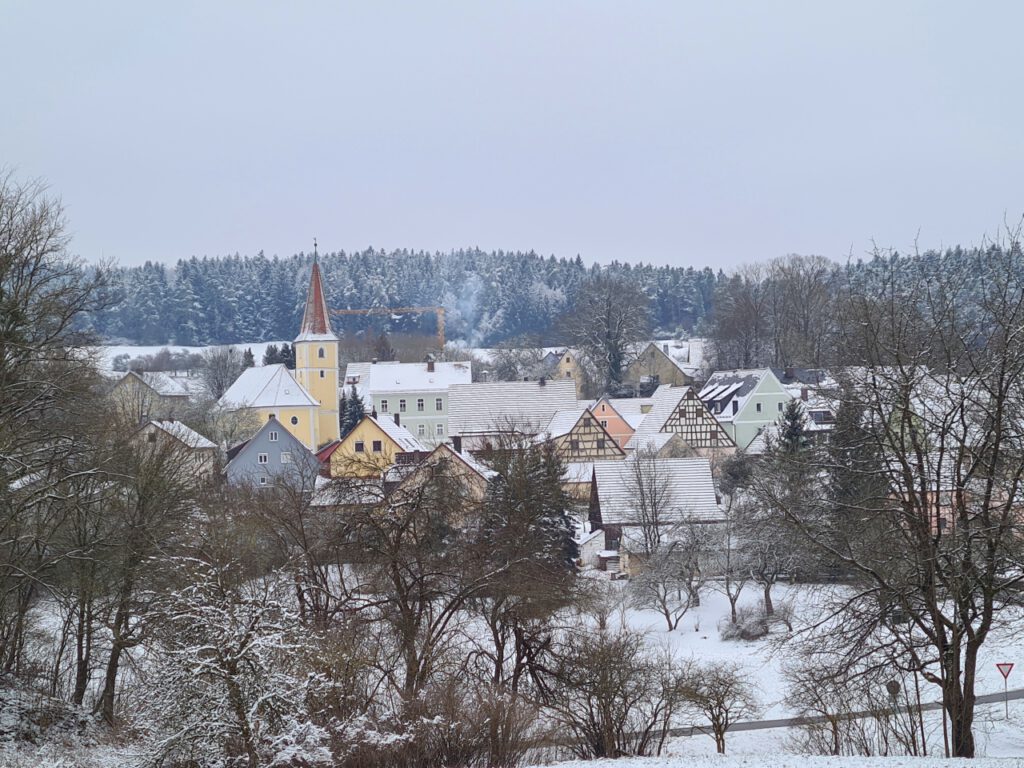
[996,662,1014,679]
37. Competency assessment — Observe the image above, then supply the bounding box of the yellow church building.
[218,256,341,451]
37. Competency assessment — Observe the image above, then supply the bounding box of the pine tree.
[262,344,280,366]
[242,347,255,368]
[777,400,809,454]
[341,384,365,437]
[280,343,295,369]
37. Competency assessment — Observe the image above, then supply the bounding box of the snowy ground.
[92,341,288,372]
[534,754,1024,768]
[609,582,1024,724]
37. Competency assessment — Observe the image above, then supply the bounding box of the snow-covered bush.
[718,606,769,641]
[544,627,693,759]
[134,559,334,767]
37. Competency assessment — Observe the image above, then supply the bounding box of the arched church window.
[318,348,325,359]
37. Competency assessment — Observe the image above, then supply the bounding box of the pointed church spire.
[296,240,336,340]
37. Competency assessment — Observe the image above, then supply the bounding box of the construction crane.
[331,306,446,350]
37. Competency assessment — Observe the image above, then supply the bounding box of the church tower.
[294,248,340,447]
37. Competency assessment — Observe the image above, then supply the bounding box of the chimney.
[801,387,809,402]
[784,366,795,380]
[539,376,546,387]
[427,359,435,373]
[453,435,463,453]
[370,409,377,418]
[662,343,669,354]
[371,358,378,364]
[393,413,400,427]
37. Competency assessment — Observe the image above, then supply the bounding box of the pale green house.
[698,368,793,450]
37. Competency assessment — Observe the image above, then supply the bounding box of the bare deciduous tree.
[560,275,649,392]
[764,237,1024,758]
[685,661,759,754]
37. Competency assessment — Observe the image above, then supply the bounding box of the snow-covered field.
[535,754,1024,768]
[609,583,1024,723]
[92,341,289,372]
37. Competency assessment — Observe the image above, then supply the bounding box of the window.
[435,398,443,411]
[354,440,365,453]
[372,440,382,453]
[259,476,268,486]
[566,371,572,378]
[600,419,608,428]
[435,423,444,436]
[597,439,605,450]
[600,404,606,413]
[417,398,424,412]
[417,424,426,437]
[258,453,268,464]
[399,399,407,413]
[291,416,299,425]
[318,347,325,358]
[320,370,325,378]
[281,451,292,464]
[380,399,389,412]
[268,431,279,442]
[570,439,580,451]
[756,402,762,413]
[147,432,157,443]
[778,401,784,412]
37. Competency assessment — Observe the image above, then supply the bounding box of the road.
[668,687,1024,737]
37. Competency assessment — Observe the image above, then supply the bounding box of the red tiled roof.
[300,259,332,336]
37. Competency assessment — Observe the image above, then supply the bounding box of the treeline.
[84,248,721,346]
[707,245,1018,370]
[85,244,1012,366]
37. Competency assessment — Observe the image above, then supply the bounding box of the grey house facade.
[225,415,321,490]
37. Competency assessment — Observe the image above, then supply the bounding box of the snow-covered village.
[4,4,1024,768]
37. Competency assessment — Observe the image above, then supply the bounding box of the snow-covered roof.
[593,458,720,524]
[366,361,472,393]
[544,408,588,438]
[563,461,596,484]
[448,379,579,436]
[310,477,386,507]
[448,445,497,480]
[371,415,427,452]
[218,364,318,409]
[698,369,779,423]
[630,385,689,438]
[625,432,676,454]
[623,412,648,429]
[295,332,338,343]
[591,396,656,416]
[148,420,217,450]
[127,370,190,397]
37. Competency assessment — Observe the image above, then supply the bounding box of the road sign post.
[996,663,1014,719]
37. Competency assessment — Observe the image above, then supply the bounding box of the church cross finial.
[313,237,318,262]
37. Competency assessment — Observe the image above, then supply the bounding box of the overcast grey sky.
[3,2,1022,269]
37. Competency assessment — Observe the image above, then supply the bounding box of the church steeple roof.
[296,243,337,342]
